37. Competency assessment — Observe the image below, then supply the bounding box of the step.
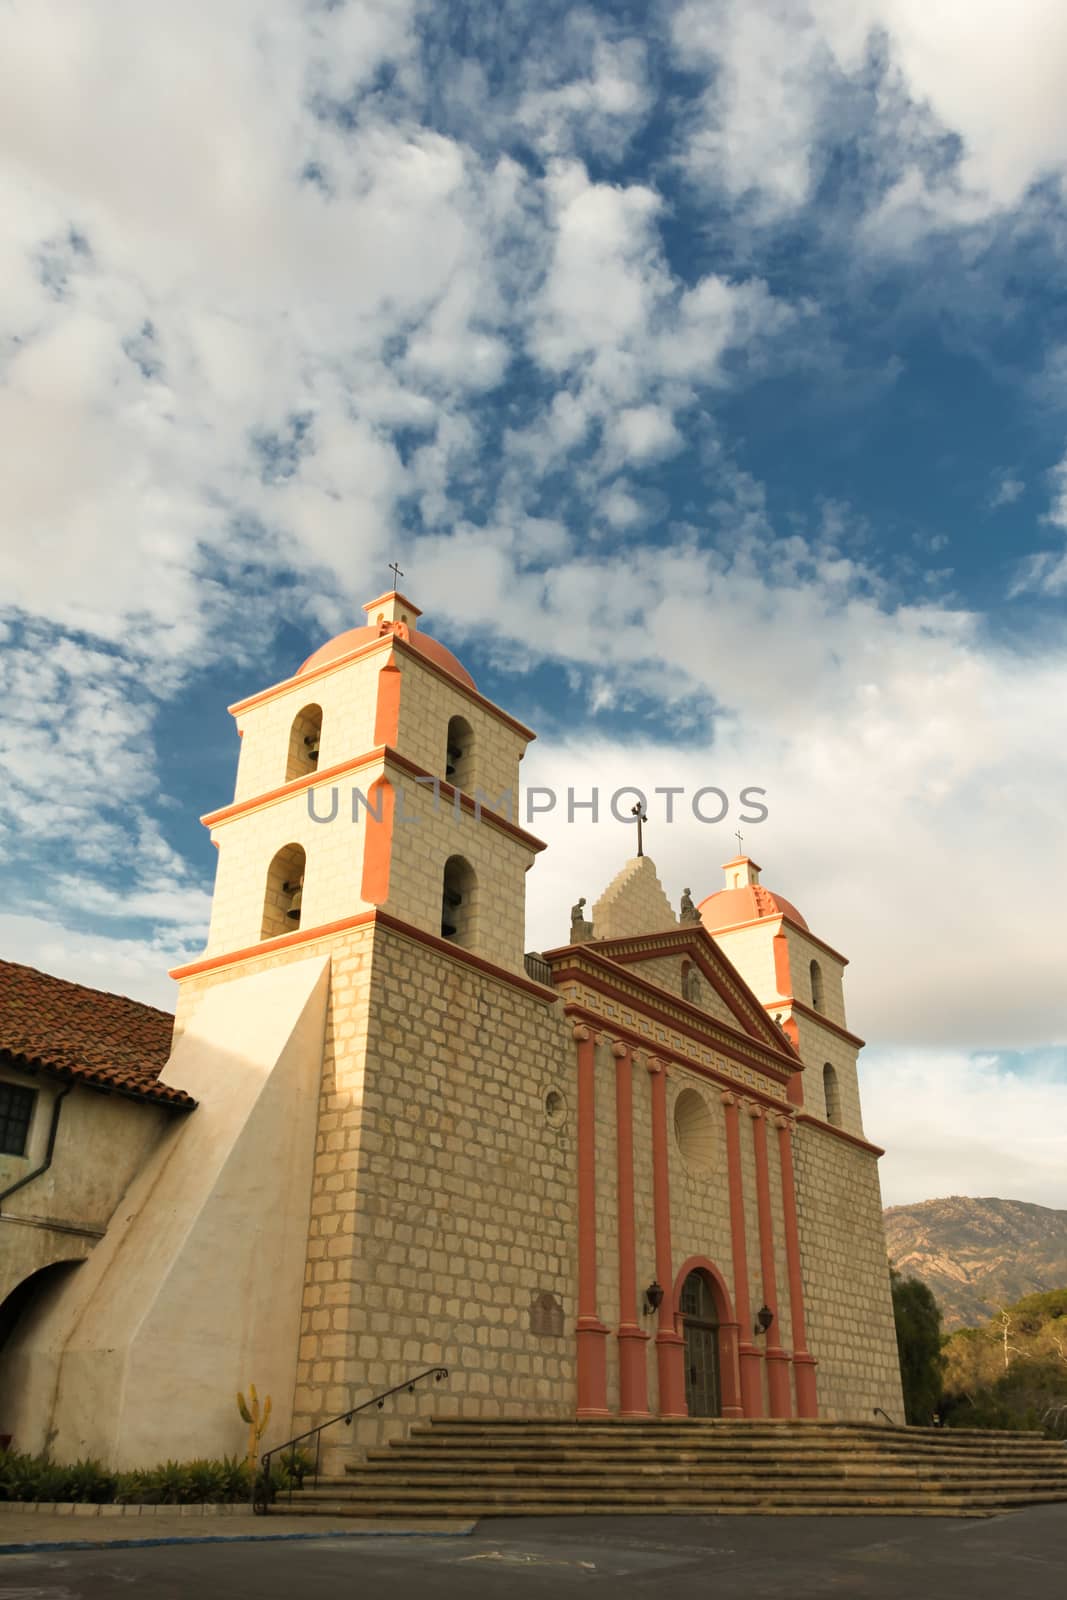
[293,1481,1067,1507]
[417,1419,1048,1441]
[404,1427,1059,1453]
[344,1461,1067,1482]
[374,1440,1062,1465]
[267,1499,995,1519]
[363,1447,1067,1467]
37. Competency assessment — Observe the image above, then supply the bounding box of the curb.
[0,1525,476,1555]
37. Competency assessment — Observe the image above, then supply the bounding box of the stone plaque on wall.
[529,1291,564,1337]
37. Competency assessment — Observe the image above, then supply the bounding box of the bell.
[304,735,320,762]
[445,744,462,779]
[283,876,304,921]
[441,886,462,940]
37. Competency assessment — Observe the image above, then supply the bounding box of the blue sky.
[1,0,1066,1206]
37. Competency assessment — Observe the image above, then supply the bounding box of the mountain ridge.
[883,1195,1067,1330]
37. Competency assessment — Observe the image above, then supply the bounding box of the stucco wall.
[0,1069,172,1308]
[0,956,330,1467]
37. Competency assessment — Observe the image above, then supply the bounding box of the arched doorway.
[680,1269,721,1417]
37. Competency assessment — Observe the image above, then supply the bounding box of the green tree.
[890,1266,946,1425]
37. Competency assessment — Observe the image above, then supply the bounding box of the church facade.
[0,588,903,1467]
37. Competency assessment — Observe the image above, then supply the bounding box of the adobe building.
[0,587,903,1466]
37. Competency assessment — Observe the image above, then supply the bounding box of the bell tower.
[186,588,543,980]
[167,588,559,1459]
[698,857,864,1136]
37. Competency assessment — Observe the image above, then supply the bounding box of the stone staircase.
[273,1417,1067,1519]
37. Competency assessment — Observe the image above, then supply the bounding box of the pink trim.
[749,1105,793,1418]
[775,1116,818,1418]
[171,909,555,1003]
[559,985,793,1088]
[575,1026,609,1417]
[772,930,792,998]
[647,1059,687,1417]
[787,999,865,1048]
[721,1092,763,1417]
[671,1256,743,1418]
[374,654,402,747]
[612,1041,650,1416]
[795,1113,884,1157]
[228,630,536,741]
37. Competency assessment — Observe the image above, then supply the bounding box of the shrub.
[1,1450,259,1504]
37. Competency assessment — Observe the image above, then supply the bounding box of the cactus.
[236,1384,272,1473]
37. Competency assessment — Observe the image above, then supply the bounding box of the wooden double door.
[681,1270,722,1417]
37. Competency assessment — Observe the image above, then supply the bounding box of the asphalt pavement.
[1,1507,1065,1599]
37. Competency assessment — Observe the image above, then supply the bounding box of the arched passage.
[0,1259,82,1356]
[671,1256,742,1418]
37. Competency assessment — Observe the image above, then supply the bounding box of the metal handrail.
[252,1366,448,1514]
[872,1406,898,1426]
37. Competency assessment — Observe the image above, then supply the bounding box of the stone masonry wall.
[792,1122,904,1420]
[292,924,577,1461]
[793,1012,864,1137]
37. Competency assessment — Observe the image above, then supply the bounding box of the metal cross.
[632,801,647,857]
[734,828,744,855]
[388,561,404,588]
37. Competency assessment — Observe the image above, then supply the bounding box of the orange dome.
[296,625,476,691]
[698,883,808,933]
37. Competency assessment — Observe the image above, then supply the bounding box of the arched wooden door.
[680,1269,721,1417]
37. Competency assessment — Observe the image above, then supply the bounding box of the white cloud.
[672,0,1067,229]
[606,405,683,466]
[1009,452,1067,594]
[861,1049,1067,1209]
[990,474,1024,509]
[0,912,181,1012]
[517,30,651,158]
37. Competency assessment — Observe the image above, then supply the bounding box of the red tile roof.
[0,959,195,1109]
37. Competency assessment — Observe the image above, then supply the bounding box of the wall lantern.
[754,1304,775,1336]
[643,1281,665,1315]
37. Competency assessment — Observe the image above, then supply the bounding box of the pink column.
[721,1091,763,1416]
[748,1102,793,1418]
[775,1114,819,1418]
[612,1040,650,1416]
[647,1058,687,1416]
[575,1024,609,1417]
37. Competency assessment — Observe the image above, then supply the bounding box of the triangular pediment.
[590,926,795,1057]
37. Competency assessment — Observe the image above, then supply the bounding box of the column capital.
[773,1113,794,1132]
[645,1055,666,1076]
[745,1100,764,1120]
[610,1039,630,1060]
[720,1089,738,1108]
[571,1021,592,1043]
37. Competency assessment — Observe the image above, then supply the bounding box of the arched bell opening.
[440,855,477,948]
[444,715,474,793]
[262,842,306,939]
[823,1062,841,1126]
[809,958,824,1013]
[286,704,323,782]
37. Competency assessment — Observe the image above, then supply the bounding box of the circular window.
[544,1089,567,1128]
[674,1087,715,1172]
